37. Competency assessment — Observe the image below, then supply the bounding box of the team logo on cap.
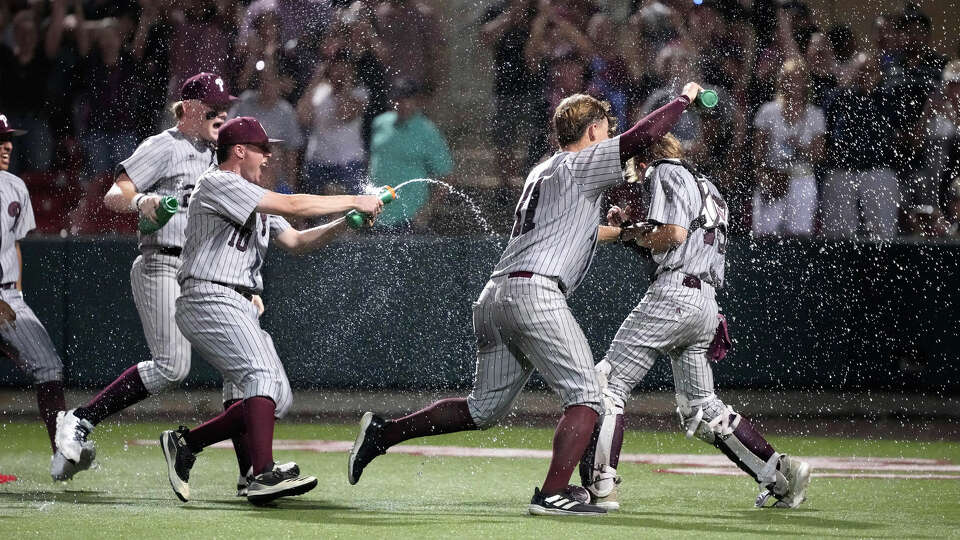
[215,78,225,92]
[0,115,7,126]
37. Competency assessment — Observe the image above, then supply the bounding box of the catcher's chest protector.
[645,158,729,233]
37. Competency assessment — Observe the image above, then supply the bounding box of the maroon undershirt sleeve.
[618,95,692,164]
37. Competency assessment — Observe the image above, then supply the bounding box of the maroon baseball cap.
[180,73,237,107]
[217,117,282,152]
[0,114,26,137]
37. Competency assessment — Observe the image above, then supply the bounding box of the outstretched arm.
[618,82,701,164]
[272,218,349,254]
[257,191,382,219]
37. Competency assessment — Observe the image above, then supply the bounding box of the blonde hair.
[776,57,810,101]
[170,101,185,120]
[625,133,683,183]
[553,94,617,147]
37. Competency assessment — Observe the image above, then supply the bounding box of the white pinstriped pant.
[131,252,243,400]
[175,280,292,418]
[467,274,603,428]
[0,288,62,384]
[604,272,721,409]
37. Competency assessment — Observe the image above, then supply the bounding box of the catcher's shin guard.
[579,391,624,499]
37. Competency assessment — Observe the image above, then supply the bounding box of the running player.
[580,133,811,510]
[347,84,703,516]
[53,73,256,487]
[0,114,87,480]
[158,116,382,505]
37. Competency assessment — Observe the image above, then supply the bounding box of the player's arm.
[256,192,381,220]
[103,174,162,222]
[623,224,688,254]
[617,82,700,165]
[271,218,349,254]
[597,225,621,244]
[15,242,23,291]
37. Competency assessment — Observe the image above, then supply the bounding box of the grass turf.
[2,420,959,539]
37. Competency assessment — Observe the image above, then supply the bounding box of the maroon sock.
[713,415,777,482]
[242,397,277,475]
[76,365,150,425]
[224,399,253,477]
[36,381,66,453]
[610,414,625,469]
[183,399,246,452]
[541,405,599,495]
[382,398,477,448]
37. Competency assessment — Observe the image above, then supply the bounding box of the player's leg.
[859,167,900,239]
[670,305,810,508]
[820,169,860,238]
[223,382,254,495]
[782,172,818,236]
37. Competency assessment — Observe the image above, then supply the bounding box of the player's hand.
[607,205,626,227]
[250,295,265,317]
[137,195,162,223]
[619,222,655,244]
[353,195,384,216]
[0,300,16,329]
[681,82,704,104]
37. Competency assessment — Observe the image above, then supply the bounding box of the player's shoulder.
[647,159,691,181]
[0,170,28,193]
[136,128,177,151]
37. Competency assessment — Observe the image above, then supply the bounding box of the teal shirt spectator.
[369,110,454,227]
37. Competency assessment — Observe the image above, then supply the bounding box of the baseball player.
[158,116,382,505]
[579,134,812,510]
[0,114,90,480]
[347,84,702,516]
[53,73,257,489]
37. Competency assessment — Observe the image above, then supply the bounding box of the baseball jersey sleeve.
[645,166,697,229]
[269,215,292,238]
[569,137,624,201]
[116,133,172,191]
[200,173,269,225]
[14,182,36,240]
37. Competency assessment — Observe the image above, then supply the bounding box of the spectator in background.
[751,57,825,237]
[479,0,539,188]
[368,79,453,229]
[167,0,235,102]
[821,54,899,239]
[585,13,630,131]
[374,0,446,95]
[130,0,173,139]
[805,32,838,108]
[297,53,368,195]
[230,62,302,193]
[78,22,140,179]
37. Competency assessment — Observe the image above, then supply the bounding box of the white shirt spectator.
[304,83,368,166]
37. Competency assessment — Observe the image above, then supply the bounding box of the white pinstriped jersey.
[643,160,728,287]
[117,127,216,250]
[177,166,291,293]
[491,137,623,295]
[0,171,36,285]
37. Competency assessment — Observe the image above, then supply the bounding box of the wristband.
[131,193,146,211]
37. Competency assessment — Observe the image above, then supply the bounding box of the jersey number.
[511,178,544,238]
[227,226,253,252]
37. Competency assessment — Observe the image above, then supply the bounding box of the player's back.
[491,137,623,295]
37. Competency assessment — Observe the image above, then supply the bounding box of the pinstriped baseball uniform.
[467,137,624,426]
[604,160,729,406]
[0,171,62,384]
[175,166,294,417]
[118,128,241,399]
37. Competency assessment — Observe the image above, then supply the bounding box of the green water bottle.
[695,89,719,109]
[346,186,397,229]
[139,196,179,234]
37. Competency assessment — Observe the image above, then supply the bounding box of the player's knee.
[158,358,191,385]
[466,399,508,430]
[32,366,63,385]
[272,377,293,419]
[676,393,738,444]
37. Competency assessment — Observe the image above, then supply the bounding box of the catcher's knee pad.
[677,394,784,490]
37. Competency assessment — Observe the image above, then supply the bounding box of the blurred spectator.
[77,22,140,179]
[479,0,540,187]
[239,0,332,51]
[368,79,453,229]
[167,0,236,102]
[749,5,803,113]
[821,54,899,239]
[130,0,174,139]
[585,13,630,131]
[296,54,368,194]
[751,57,825,237]
[374,0,446,94]
[805,32,838,108]
[230,62,303,193]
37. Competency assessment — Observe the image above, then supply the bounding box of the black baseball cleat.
[347,412,388,485]
[528,487,607,516]
[246,462,318,506]
[160,426,198,502]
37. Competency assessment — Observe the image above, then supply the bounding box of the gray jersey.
[117,127,216,250]
[0,171,36,285]
[643,160,728,288]
[178,166,291,293]
[491,137,623,294]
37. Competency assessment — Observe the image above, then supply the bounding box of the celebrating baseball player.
[347,84,701,516]
[158,116,382,505]
[579,133,812,510]
[0,114,90,480]
[53,73,259,489]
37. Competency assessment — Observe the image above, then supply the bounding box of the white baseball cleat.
[55,410,96,464]
[755,455,811,508]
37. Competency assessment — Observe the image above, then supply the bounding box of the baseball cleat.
[347,412,388,485]
[55,409,96,464]
[161,427,197,502]
[51,450,78,481]
[755,455,811,508]
[590,484,621,512]
[528,487,607,516]
[246,462,317,505]
[237,462,297,497]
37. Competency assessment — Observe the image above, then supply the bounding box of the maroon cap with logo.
[0,114,27,137]
[180,73,237,107]
[217,117,282,152]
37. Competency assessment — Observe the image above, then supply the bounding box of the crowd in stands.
[1,0,958,240]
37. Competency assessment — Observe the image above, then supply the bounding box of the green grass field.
[2,420,959,539]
